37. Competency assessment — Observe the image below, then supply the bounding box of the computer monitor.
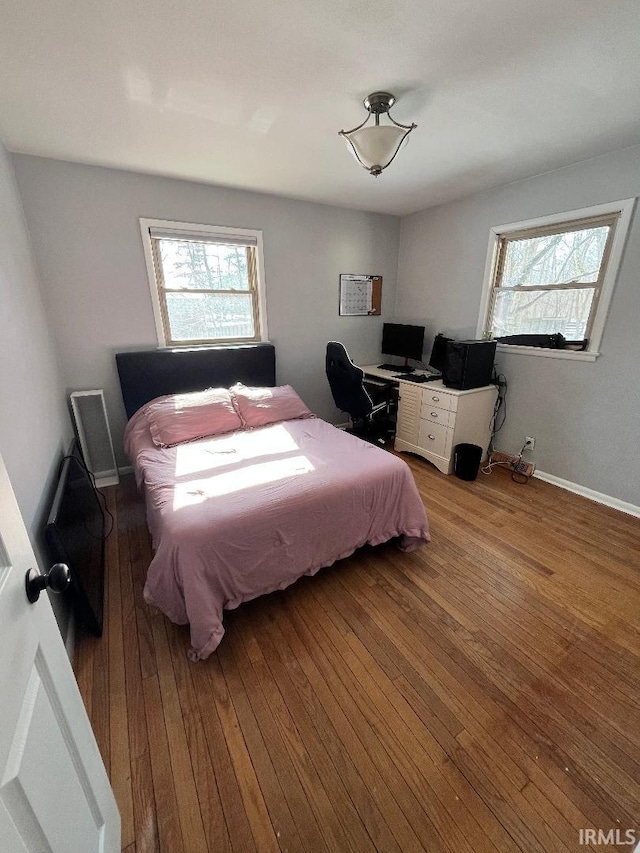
[381,323,425,362]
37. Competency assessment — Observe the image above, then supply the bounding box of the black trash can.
[454,443,483,481]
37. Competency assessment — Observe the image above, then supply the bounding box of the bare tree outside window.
[151,237,260,345]
[486,216,618,341]
[160,241,250,292]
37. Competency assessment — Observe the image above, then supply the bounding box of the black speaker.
[443,340,496,390]
[429,333,453,373]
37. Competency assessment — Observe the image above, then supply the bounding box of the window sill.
[495,344,599,362]
[157,341,263,351]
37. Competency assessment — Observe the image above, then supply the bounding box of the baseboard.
[534,470,640,518]
[95,473,120,487]
[118,465,133,475]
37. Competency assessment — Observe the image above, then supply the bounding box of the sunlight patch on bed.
[174,424,301,477]
[173,454,315,510]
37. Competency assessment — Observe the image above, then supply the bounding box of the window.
[477,199,635,360]
[140,219,267,347]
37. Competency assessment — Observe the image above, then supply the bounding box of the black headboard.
[116,343,276,419]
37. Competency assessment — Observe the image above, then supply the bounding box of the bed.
[117,345,430,660]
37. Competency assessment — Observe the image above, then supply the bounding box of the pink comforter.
[124,411,429,660]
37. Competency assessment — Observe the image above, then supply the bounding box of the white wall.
[0,143,73,637]
[13,156,400,466]
[398,144,640,506]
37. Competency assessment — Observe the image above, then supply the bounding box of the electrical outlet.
[524,436,535,451]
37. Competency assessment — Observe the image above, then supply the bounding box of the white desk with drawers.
[361,365,497,475]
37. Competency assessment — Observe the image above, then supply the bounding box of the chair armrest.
[371,400,389,414]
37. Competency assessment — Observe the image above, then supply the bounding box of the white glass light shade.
[344,125,408,172]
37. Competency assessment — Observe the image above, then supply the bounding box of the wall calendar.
[338,274,382,316]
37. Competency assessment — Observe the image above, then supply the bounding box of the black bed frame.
[116,343,276,419]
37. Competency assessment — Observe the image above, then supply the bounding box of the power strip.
[490,451,535,479]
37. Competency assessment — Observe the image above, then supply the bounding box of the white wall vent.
[70,390,119,488]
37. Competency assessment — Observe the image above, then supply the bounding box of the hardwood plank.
[271,595,426,851]
[318,566,594,844]
[394,673,597,839]
[189,653,257,852]
[289,625,449,851]
[240,620,362,851]
[73,468,640,853]
[73,626,95,719]
[334,558,621,832]
[520,779,588,851]
[90,520,110,773]
[319,567,464,739]
[119,482,160,853]
[127,479,156,680]
[259,603,404,852]
[391,551,640,773]
[150,615,209,853]
[421,508,640,684]
[362,552,640,822]
[206,652,279,851]
[108,485,135,849]
[297,585,507,853]
[410,538,639,702]
[223,618,326,852]
[217,634,305,851]
[165,623,232,853]
[142,673,185,853]
[288,582,457,850]
[391,563,626,827]
[130,752,159,853]
[455,727,572,853]
[279,593,470,852]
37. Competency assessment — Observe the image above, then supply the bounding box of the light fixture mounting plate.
[363,92,396,114]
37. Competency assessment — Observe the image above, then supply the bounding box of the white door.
[0,451,120,852]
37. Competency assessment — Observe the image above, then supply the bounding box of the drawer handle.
[428,434,436,441]
[431,396,440,402]
[430,411,438,418]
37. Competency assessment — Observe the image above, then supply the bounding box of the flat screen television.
[45,440,105,636]
[381,322,425,362]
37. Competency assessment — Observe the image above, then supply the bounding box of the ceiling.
[2,0,640,216]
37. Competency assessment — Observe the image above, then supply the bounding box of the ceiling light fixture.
[339,91,417,177]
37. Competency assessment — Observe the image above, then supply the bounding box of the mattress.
[124,410,430,660]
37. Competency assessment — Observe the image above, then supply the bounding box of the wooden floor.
[73,459,640,853]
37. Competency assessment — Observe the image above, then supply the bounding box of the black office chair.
[325,342,395,444]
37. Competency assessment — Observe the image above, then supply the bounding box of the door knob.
[25,563,71,603]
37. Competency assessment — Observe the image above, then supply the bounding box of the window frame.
[140,217,268,348]
[476,198,635,361]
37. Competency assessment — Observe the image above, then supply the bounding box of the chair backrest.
[325,341,373,419]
